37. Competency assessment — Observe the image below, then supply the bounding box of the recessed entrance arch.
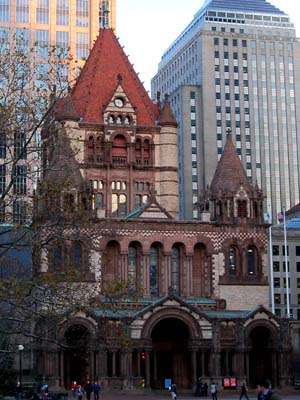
[249,326,274,385]
[150,317,191,389]
[64,324,90,388]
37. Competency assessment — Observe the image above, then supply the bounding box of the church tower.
[40,29,179,220]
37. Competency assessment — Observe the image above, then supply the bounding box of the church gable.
[103,79,137,127]
[126,196,173,220]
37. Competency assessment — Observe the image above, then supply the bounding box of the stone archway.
[248,326,274,385]
[150,317,190,389]
[64,324,90,388]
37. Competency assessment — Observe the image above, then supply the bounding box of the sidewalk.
[98,389,300,400]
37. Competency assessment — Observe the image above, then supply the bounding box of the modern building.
[0,0,116,224]
[270,215,300,384]
[151,0,300,222]
[28,28,292,390]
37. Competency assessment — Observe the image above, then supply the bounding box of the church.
[33,28,291,390]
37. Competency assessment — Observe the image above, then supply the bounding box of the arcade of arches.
[39,299,290,390]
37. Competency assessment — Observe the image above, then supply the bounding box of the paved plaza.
[98,390,300,400]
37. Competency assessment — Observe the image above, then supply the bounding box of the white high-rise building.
[151,0,300,222]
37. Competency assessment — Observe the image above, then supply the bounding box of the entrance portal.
[64,324,90,388]
[249,326,274,385]
[150,317,190,389]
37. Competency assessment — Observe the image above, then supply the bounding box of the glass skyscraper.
[152,0,300,223]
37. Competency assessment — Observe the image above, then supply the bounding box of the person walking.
[203,382,208,397]
[76,385,84,400]
[93,381,101,400]
[210,382,217,400]
[240,383,249,400]
[257,379,281,400]
[71,382,78,399]
[15,381,23,400]
[170,383,177,400]
[85,381,93,400]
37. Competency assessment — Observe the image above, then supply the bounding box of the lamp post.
[18,345,24,386]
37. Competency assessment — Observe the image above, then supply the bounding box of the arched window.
[95,193,103,209]
[229,246,238,275]
[95,136,102,163]
[171,246,180,294]
[237,200,247,218]
[124,116,130,125]
[54,244,63,271]
[144,139,150,165]
[116,115,122,124]
[87,135,94,162]
[150,245,159,296]
[112,135,127,165]
[119,194,127,214]
[135,138,142,165]
[128,245,137,291]
[135,194,142,208]
[109,115,115,124]
[74,242,82,270]
[247,246,256,275]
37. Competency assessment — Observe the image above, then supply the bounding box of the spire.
[210,132,251,196]
[159,94,177,127]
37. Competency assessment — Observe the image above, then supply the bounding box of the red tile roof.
[210,133,252,195]
[69,29,159,125]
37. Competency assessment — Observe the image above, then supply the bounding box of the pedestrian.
[71,382,78,399]
[170,383,177,400]
[40,384,48,398]
[76,385,84,400]
[93,381,101,400]
[257,379,281,400]
[195,378,202,396]
[240,383,249,400]
[85,380,93,400]
[203,382,208,396]
[210,382,217,400]
[16,381,23,400]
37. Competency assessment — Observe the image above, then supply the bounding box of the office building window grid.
[16,0,29,22]
[251,55,262,189]
[56,0,69,26]
[76,31,89,59]
[56,31,69,57]
[16,27,29,54]
[76,0,89,27]
[270,56,283,213]
[36,0,49,24]
[0,0,9,22]
[287,56,299,205]
[35,29,49,57]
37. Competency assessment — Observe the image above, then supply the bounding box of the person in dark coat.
[203,382,208,396]
[85,381,93,400]
[257,379,281,400]
[93,381,101,400]
[240,383,249,400]
[16,382,23,400]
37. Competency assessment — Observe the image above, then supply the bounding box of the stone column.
[190,349,197,386]
[120,253,128,281]
[153,351,157,387]
[164,253,172,295]
[112,351,116,377]
[143,253,150,297]
[211,322,221,383]
[145,350,151,388]
[185,255,193,297]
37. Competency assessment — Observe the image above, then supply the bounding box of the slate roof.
[68,29,159,126]
[210,133,252,195]
[198,0,285,15]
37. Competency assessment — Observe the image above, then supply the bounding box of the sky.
[117,0,300,93]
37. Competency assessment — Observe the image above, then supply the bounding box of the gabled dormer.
[103,74,137,127]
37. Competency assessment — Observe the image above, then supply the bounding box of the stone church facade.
[33,29,291,390]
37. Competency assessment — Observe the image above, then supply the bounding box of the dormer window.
[117,115,122,124]
[124,115,130,125]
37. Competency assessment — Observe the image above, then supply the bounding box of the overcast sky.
[117,0,300,92]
